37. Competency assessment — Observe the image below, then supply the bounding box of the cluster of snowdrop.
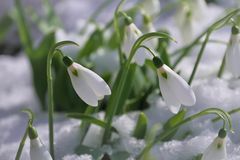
[13,0,240,159]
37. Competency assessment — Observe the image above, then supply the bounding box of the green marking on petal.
[161,72,168,79]
[217,142,222,149]
[72,69,78,77]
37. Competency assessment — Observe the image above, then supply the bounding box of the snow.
[62,154,93,160]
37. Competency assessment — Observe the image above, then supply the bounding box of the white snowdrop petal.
[169,105,182,114]
[158,73,181,108]
[202,137,227,160]
[122,23,149,66]
[163,65,196,106]
[68,65,98,106]
[134,48,152,66]
[141,0,160,16]
[226,35,240,77]
[76,64,111,98]
[30,138,53,160]
[122,24,139,57]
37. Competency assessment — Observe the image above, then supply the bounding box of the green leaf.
[76,28,103,60]
[30,32,55,109]
[75,145,103,159]
[13,0,33,56]
[79,107,97,143]
[67,113,118,133]
[53,65,87,112]
[192,154,202,160]
[106,63,136,116]
[110,152,130,160]
[133,112,148,139]
[0,14,13,41]
[161,108,187,141]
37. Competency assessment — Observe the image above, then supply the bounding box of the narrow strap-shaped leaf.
[0,14,13,41]
[67,113,118,133]
[13,0,33,56]
[161,108,187,141]
[133,112,148,139]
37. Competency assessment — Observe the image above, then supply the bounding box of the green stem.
[46,41,78,159]
[171,39,227,57]
[15,127,28,160]
[217,54,226,78]
[139,45,156,57]
[102,0,126,143]
[15,109,34,160]
[188,33,210,85]
[137,108,231,160]
[47,49,55,160]
[172,9,240,68]
[212,107,240,122]
[14,0,33,56]
[114,0,126,65]
[79,107,97,144]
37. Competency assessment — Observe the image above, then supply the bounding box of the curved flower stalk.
[122,16,153,66]
[153,56,196,113]
[225,25,240,78]
[140,0,160,17]
[63,56,111,106]
[28,126,53,160]
[202,129,227,160]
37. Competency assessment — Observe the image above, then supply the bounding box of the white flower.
[189,0,207,20]
[175,1,194,44]
[141,0,160,17]
[30,138,53,160]
[153,57,196,113]
[28,126,52,160]
[225,26,240,78]
[122,22,153,66]
[63,56,111,106]
[202,129,227,160]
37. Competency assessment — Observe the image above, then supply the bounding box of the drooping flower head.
[202,129,227,160]
[121,16,153,66]
[63,56,111,106]
[225,25,240,78]
[140,0,161,17]
[175,1,194,44]
[28,126,53,160]
[152,57,196,113]
[175,0,208,44]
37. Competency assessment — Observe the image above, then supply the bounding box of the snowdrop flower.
[153,57,196,113]
[140,0,160,17]
[189,0,207,20]
[63,56,111,106]
[202,129,227,160]
[28,126,53,160]
[225,26,240,78]
[175,1,194,44]
[122,16,153,66]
